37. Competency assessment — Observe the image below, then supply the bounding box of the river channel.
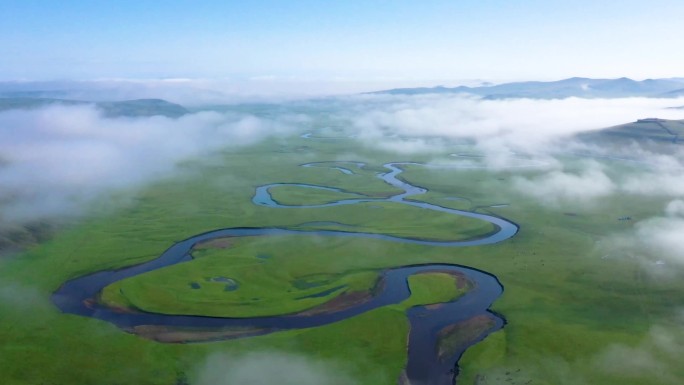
[52,161,518,385]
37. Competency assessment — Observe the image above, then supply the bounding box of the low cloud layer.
[629,202,684,266]
[603,200,684,272]
[350,94,684,153]
[3,92,684,232]
[341,94,684,210]
[194,351,355,385]
[594,326,684,384]
[622,169,684,196]
[510,157,684,208]
[0,104,293,225]
[0,282,47,312]
[511,162,616,206]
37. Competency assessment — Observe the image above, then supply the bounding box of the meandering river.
[52,161,518,385]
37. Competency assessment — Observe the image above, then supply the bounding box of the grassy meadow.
[1,124,683,385]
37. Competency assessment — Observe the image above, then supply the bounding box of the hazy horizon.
[3,0,684,89]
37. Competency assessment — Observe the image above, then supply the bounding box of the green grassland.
[398,157,684,385]
[101,236,386,317]
[399,271,471,309]
[2,127,684,385]
[268,184,366,204]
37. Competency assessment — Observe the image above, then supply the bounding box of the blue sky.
[2,0,684,82]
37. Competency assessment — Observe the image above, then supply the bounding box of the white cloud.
[511,163,616,207]
[603,200,684,270]
[632,216,684,264]
[3,93,684,226]
[351,95,684,153]
[342,94,684,208]
[594,326,684,384]
[622,170,684,196]
[0,283,47,311]
[665,200,684,217]
[0,105,293,224]
[194,351,355,385]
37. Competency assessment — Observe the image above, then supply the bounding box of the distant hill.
[0,97,189,118]
[0,97,81,110]
[372,77,684,99]
[660,88,684,98]
[576,118,684,146]
[96,99,189,118]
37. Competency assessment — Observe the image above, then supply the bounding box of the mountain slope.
[374,77,684,99]
[0,97,189,118]
[576,118,684,147]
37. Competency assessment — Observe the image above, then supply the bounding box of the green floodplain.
[2,114,684,385]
